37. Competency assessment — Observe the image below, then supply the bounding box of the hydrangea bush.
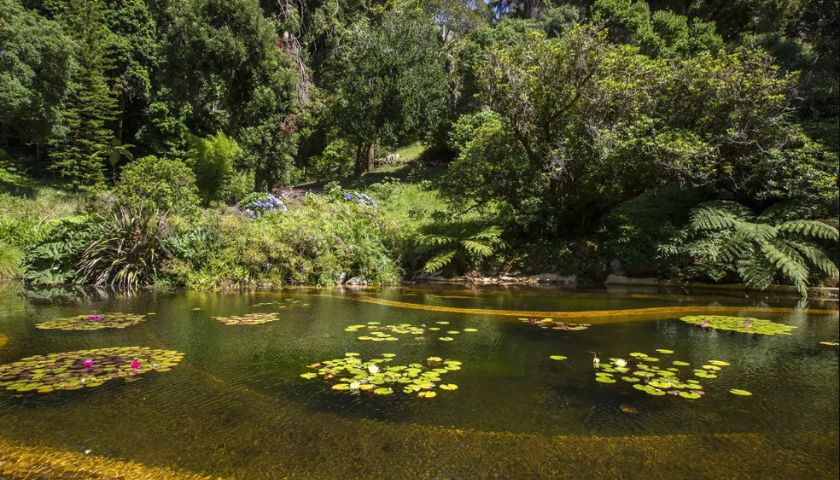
[240,192,287,218]
[342,191,377,207]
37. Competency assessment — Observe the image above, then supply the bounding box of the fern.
[417,221,505,274]
[662,201,839,297]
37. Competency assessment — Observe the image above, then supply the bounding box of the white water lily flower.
[614,358,628,368]
[349,381,361,390]
[368,364,380,374]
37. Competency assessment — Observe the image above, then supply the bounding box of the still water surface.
[1,283,838,478]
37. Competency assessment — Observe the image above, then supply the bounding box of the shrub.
[239,192,288,218]
[166,196,401,288]
[21,216,95,287]
[0,242,23,279]
[115,156,200,214]
[186,131,243,203]
[76,207,170,290]
[659,201,839,296]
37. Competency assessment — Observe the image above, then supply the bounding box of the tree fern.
[416,221,505,274]
[662,201,838,297]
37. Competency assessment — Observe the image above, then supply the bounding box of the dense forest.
[1,0,838,295]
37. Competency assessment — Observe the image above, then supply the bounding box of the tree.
[327,9,448,176]
[452,25,837,232]
[163,0,299,190]
[0,0,74,157]
[48,0,118,190]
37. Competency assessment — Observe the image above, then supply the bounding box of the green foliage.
[327,9,449,175]
[659,201,839,296]
[21,216,95,287]
[0,242,23,279]
[592,0,723,56]
[164,0,299,190]
[47,0,118,190]
[308,138,355,181]
[0,0,74,145]
[115,156,200,214]
[416,220,505,274]
[599,187,706,277]
[77,206,169,290]
[135,96,191,159]
[165,196,401,289]
[186,131,243,203]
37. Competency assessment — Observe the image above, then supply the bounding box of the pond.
[1,282,838,479]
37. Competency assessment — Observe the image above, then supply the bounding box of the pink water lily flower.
[130,360,141,370]
[83,359,94,369]
[87,314,103,321]
[701,321,710,329]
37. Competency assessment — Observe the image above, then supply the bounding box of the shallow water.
[0,283,838,479]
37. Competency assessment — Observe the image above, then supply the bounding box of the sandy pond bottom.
[0,284,837,479]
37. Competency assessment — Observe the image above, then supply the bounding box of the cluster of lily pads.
[0,347,184,394]
[35,313,146,331]
[591,349,749,399]
[519,317,590,331]
[301,353,461,398]
[213,312,280,326]
[681,315,796,335]
[344,321,477,342]
[252,298,310,308]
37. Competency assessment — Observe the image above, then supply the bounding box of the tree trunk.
[367,140,377,173]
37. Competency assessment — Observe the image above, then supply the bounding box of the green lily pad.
[708,360,730,366]
[672,361,690,366]
[819,341,839,346]
[681,315,796,335]
[549,355,568,361]
[439,337,454,342]
[655,349,674,354]
[300,373,317,379]
[463,328,478,332]
[36,313,146,331]
[679,392,702,399]
[729,389,752,396]
[0,347,184,394]
[439,384,458,390]
[213,312,280,326]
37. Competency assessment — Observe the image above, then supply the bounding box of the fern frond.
[471,225,504,241]
[461,239,494,258]
[736,257,775,291]
[423,249,457,273]
[778,220,839,241]
[689,206,738,231]
[784,240,840,280]
[416,234,455,247]
[761,242,809,296]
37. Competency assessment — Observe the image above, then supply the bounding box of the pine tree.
[48,0,117,191]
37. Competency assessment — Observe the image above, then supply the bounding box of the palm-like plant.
[660,201,838,296]
[416,221,505,274]
[77,207,168,290]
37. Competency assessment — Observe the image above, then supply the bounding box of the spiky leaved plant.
[77,206,168,290]
[659,201,838,297]
[416,221,506,274]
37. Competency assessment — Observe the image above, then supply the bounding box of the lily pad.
[729,389,752,396]
[655,349,674,354]
[549,355,568,361]
[594,349,729,401]
[302,353,461,399]
[819,341,839,347]
[36,313,146,331]
[521,317,591,332]
[681,315,796,335]
[0,347,184,394]
[213,313,280,326]
[438,337,454,342]
[463,328,478,332]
